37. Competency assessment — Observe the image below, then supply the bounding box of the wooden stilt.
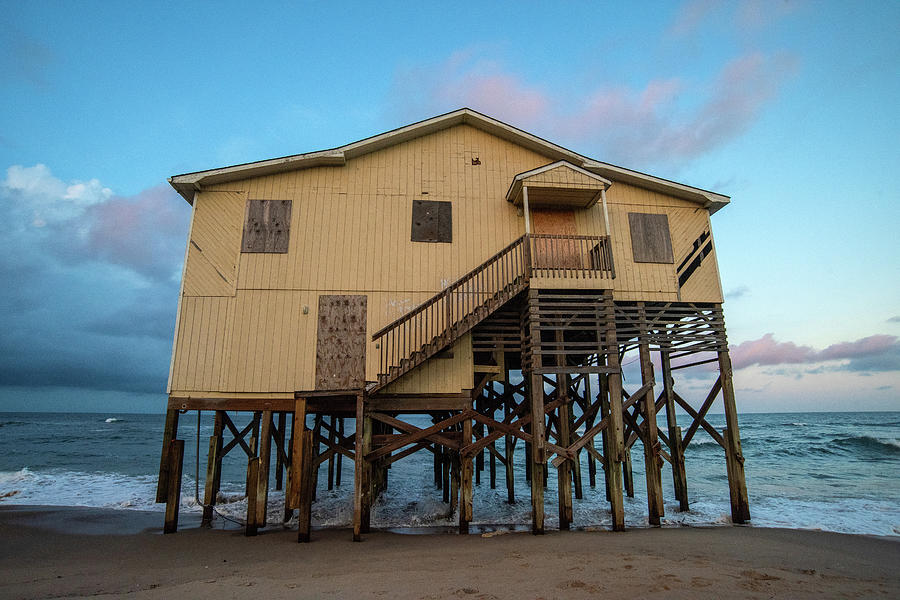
[434,441,442,489]
[298,429,314,542]
[637,308,664,526]
[489,436,497,489]
[353,393,365,542]
[327,415,336,491]
[529,371,545,534]
[504,375,516,504]
[557,373,573,530]
[442,447,450,502]
[288,399,307,509]
[570,391,583,501]
[256,411,273,528]
[336,417,344,487]
[719,350,751,523]
[661,349,689,511]
[599,373,612,501]
[623,448,635,498]
[459,407,473,534]
[201,410,224,527]
[245,457,259,536]
[156,408,180,503]
[284,424,294,522]
[275,412,286,491]
[450,451,459,514]
[604,302,626,532]
[163,439,184,534]
[360,405,373,534]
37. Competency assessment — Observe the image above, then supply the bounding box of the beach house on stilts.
[158,108,750,540]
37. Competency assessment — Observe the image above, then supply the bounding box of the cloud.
[667,0,803,38]
[2,164,187,281]
[389,50,797,168]
[725,285,750,300]
[887,316,900,323]
[668,0,721,38]
[730,333,900,372]
[0,164,189,397]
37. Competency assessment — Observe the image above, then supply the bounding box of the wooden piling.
[163,439,184,534]
[604,306,626,532]
[637,312,664,525]
[298,429,315,542]
[156,409,180,503]
[661,349,689,510]
[288,398,307,509]
[720,350,751,523]
[557,374,573,530]
[529,371,546,534]
[245,457,259,536]
[256,411,273,528]
[353,394,365,542]
[275,411,286,491]
[460,408,473,534]
[201,410,224,527]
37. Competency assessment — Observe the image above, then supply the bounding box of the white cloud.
[2,164,112,227]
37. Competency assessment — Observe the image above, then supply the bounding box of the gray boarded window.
[241,199,292,253]
[628,213,674,264]
[411,200,452,243]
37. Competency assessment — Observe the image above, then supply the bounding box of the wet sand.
[1,505,898,599]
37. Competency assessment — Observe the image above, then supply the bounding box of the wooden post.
[450,452,459,514]
[459,407,474,534]
[284,425,294,522]
[489,436,497,489]
[434,441,442,489]
[336,417,344,487]
[442,447,450,502]
[201,410,224,527]
[661,349,689,510]
[245,457,259,536]
[256,411,273,528]
[557,374,573,530]
[623,447,634,498]
[604,300,626,531]
[288,398,307,509]
[529,371,545,534]
[156,408,180,503]
[361,400,373,534]
[637,307,664,525]
[327,415,336,491]
[163,439,184,534]
[275,411,286,491]
[719,350,751,523]
[353,393,365,542]
[571,379,584,500]
[599,372,612,501]
[503,375,516,504]
[298,429,315,542]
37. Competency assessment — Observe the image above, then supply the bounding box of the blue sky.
[1,0,898,413]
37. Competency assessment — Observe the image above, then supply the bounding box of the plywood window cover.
[411,199,452,243]
[628,212,674,264]
[241,199,292,253]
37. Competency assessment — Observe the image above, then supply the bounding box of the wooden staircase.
[370,234,614,393]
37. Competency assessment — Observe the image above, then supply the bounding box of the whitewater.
[1,411,898,536]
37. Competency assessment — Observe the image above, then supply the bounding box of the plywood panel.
[182,191,244,297]
[315,295,367,390]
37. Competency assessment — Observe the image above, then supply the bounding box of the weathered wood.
[245,457,259,536]
[604,310,626,531]
[353,394,365,542]
[557,375,573,530]
[163,439,184,534]
[275,411,286,491]
[241,199,291,253]
[256,411,273,528]
[719,351,751,524]
[367,411,467,459]
[315,295,367,391]
[459,408,473,534]
[298,429,315,542]
[661,350,689,511]
[411,199,452,243]
[637,305,664,526]
[201,411,224,527]
[156,409,180,504]
[288,399,307,509]
[528,370,545,534]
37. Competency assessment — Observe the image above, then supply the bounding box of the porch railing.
[372,234,615,389]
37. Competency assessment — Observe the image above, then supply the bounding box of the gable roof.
[169,108,730,213]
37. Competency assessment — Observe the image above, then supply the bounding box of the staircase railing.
[372,234,614,388]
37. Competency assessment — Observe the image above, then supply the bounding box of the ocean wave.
[0,421,27,427]
[781,422,808,427]
[104,418,122,423]
[831,435,900,455]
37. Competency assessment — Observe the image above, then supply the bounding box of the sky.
[0,0,898,413]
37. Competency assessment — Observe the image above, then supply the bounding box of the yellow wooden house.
[157,108,749,540]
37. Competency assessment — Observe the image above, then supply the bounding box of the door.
[531,208,580,269]
[315,295,368,390]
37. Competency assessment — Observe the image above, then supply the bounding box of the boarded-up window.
[628,213,674,263]
[241,199,292,253]
[315,295,367,390]
[411,200,452,243]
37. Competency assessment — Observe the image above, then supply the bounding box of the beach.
[1,506,898,599]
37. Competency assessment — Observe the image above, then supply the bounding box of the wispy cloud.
[730,333,900,372]
[389,50,797,168]
[725,285,750,300]
[667,0,804,38]
[888,316,900,323]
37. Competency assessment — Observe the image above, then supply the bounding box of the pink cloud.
[76,185,187,280]
[730,333,900,371]
[389,50,796,168]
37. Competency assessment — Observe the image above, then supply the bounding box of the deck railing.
[372,234,614,388]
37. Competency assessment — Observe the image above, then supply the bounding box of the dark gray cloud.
[0,164,189,399]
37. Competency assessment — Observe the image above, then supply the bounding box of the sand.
[1,506,898,599]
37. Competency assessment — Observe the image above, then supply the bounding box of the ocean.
[1,411,898,536]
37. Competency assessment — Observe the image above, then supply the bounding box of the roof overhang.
[506,161,612,210]
[169,108,730,213]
